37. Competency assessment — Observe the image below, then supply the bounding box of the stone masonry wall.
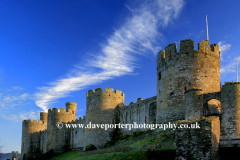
[221,82,240,139]
[69,117,86,150]
[22,39,240,160]
[84,88,124,148]
[156,40,220,123]
[21,119,47,160]
[46,107,75,153]
[185,88,204,120]
[175,116,220,160]
[119,96,156,135]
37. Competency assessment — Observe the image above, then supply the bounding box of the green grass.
[48,150,83,160]
[48,151,147,160]
[124,131,174,151]
[48,129,176,160]
[48,149,176,160]
[48,150,174,160]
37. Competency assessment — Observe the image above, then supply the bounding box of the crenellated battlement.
[223,82,240,86]
[86,88,124,97]
[66,102,77,106]
[22,119,46,124]
[126,96,157,106]
[22,118,47,134]
[71,116,85,124]
[180,39,194,53]
[137,98,143,103]
[165,43,177,59]
[221,82,240,98]
[210,43,219,52]
[22,37,234,159]
[157,39,220,67]
[47,107,73,114]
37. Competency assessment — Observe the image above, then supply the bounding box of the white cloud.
[124,4,134,12]
[220,63,235,73]
[1,111,38,121]
[218,41,231,60]
[19,93,29,100]
[19,111,38,120]
[12,86,24,90]
[220,56,240,73]
[2,93,29,102]
[35,0,185,112]
[0,92,31,109]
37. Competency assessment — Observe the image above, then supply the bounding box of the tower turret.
[21,118,47,159]
[40,112,48,123]
[85,88,124,148]
[157,39,220,123]
[46,103,77,153]
[221,82,240,138]
[66,102,77,121]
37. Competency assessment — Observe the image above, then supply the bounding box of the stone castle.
[21,39,240,159]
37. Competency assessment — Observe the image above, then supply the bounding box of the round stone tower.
[21,118,47,159]
[47,106,75,153]
[221,82,240,138]
[156,39,220,123]
[185,88,204,120]
[66,102,77,121]
[84,88,124,148]
[40,112,48,123]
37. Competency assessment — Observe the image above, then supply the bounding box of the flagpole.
[206,15,209,41]
[237,60,238,82]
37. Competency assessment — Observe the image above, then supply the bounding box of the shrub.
[103,127,123,148]
[85,144,97,151]
[104,140,115,148]
[120,134,129,140]
[144,129,152,134]
[133,130,144,137]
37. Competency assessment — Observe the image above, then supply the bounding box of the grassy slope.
[48,151,149,160]
[48,129,175,160]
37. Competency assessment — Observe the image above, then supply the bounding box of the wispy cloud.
[0,93,31,108]
[220,62,235,73]
[124,4,134,13]
[35,0,185,111]
[12,86,24,90]
[218,41,231,60]
[184,30,203,39]
[220,56,240,74]
[1,111,38,121]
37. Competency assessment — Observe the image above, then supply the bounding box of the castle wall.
[69,117,86,149]
[119,96,156,134]
[40,130,48,154]
[21,119,47,160]
[175,116,220,160]
[221,82,240,139]
[84,88,124,148]
[185,89,204,120]
[46,107,73,153]
[21,39,240,160]
[157,40,220,123]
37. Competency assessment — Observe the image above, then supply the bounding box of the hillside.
[48,128,176,160]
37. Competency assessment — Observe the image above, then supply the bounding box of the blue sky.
[0,0,239,153]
